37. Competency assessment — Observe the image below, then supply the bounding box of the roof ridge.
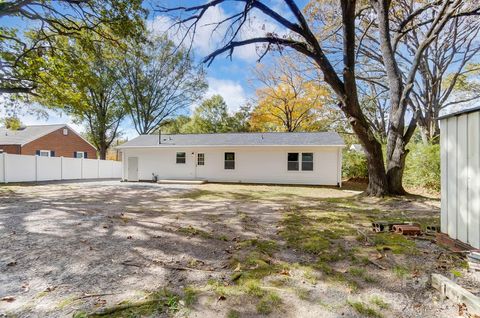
[146,131,336,136]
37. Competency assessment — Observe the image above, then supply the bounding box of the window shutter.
[50,151,55,157]
[84,152,88,158]
[36,150,40,156]
[74,151,77,158]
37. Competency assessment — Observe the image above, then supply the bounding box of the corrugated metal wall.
[440,111,480,248]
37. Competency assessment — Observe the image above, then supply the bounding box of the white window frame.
[75,151,85,159]
[287,153,300,171]
[301,153,314,171]
[63,128,68,136]
[197,153,205,166]
[39,150,51,157]
[287,152,314,172]
[176,152,186,164]
[224,152,235,170]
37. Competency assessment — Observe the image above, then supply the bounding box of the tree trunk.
[386,140,408,195]
[99,144,107,160]
[364,141,389,196]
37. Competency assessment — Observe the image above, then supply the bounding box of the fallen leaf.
[233,263,241,272]
[231,272,242,282]
[127,236,132,239]
[1,296,15,302]
[217,295,226,301]
[279,269,290,276]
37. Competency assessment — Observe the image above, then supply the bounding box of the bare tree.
[405,13,480,144]
[120,35,207,134]
[158,0,480,195]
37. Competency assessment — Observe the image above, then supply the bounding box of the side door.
[127,157,139,181]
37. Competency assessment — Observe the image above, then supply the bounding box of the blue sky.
[4,0,308,138]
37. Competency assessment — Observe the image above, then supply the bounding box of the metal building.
[439,106,480,248]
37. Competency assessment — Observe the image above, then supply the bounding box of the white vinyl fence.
[0,153,122,183]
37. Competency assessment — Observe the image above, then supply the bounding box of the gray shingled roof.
[0,124,67,146]
[117,132,345,148]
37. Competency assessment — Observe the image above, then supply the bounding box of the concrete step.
[157,179,207,185]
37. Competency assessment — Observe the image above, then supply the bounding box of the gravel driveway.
[0,180,460,318]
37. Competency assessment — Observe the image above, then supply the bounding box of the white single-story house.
[439,104,480,248]
[117,132,345,186]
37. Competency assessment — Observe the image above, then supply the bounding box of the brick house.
[0,124,97,158]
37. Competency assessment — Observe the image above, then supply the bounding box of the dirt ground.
[0,180,468,318]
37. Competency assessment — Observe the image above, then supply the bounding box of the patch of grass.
[244,279,265,298]
[183,286,198,307]
[303,266,320,284]
[256,292,282,315]
[79,288,182,318]
[450,269,463,278]
[177,189,214,200]
[56,296,78,310]
[280,212,330,254]
[227,309,240,318]
[237,239,278,256]
[392,265,410,278]
[177,225,213,239]
[73,312,88,318]
[269,276,291,287]
[372,233,417,254]
[348,301,383,318]
[370,296,389,310]
[349,267,377,284]
[294,287,310,300]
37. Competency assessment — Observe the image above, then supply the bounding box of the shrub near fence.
[0,153,122,183]
[342,143,441,191]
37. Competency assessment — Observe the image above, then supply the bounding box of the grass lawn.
[0,180,464,317]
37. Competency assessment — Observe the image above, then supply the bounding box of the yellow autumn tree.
[249,58,331,132]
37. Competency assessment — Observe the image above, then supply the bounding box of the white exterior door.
[196,152,205,179]
[128,157,139,181]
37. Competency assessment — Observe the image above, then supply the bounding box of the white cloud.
[204,77,249,113]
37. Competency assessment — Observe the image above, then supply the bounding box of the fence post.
[35,154,38,182]
[2,153,6,184]
[81,157,84,179]
[97,158,100,178]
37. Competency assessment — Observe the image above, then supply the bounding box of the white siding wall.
[441,111,480,248]
[122,146,342,186]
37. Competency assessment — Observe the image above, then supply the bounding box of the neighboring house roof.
[0,124,95,148]
[117,132,345,149]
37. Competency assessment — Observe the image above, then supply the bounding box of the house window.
[63,128,68,136]
[176,152,186,164]
[288,153,314,171]
[197,153,205,166]
[287,153,299,171]
[74,151,87,159]
[38,150,50,157]
[302,153,314,171]
[224,152,235,170]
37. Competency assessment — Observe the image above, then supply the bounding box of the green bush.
[404,143,440,191]
[342,143,440,192]
[342,150,368,179]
